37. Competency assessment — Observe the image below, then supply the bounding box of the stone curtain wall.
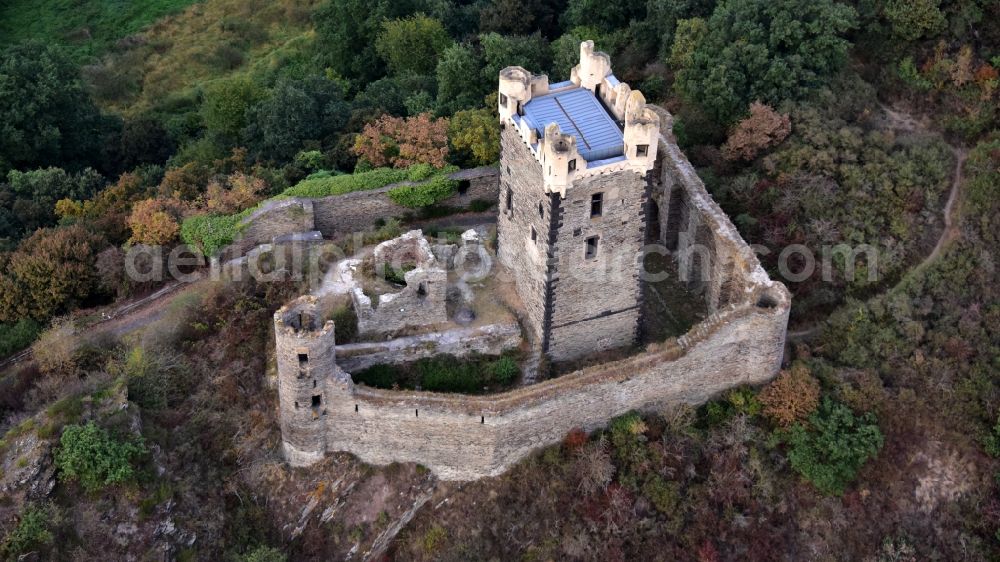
[321,288,788,480]
[275,105,791,480]
[648,106,759,313]
[237,167,499,247]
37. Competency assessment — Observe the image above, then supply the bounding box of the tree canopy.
[674,0,857,123]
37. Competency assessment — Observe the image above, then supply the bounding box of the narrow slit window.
[355,404,359,412]
[585,236,599,259]
[636,144,649,157]
[417,282,427,298]
[568,158,576,172]
[505,188,512,211]
[590,193,603,218]
[530,226,537,242]
[538,201,544,218]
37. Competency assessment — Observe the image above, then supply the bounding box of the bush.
[329,305,358,344]
[783,398,883,495]
[54,422,147,492]
[490,355,519,386]
[244,546,287,562]
[179,209,249,257]
[0,504,54,560]
[759,364,821,427]
[387,174,459,208]
[0,318,42,357]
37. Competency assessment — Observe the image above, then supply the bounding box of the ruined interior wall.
[311,167,499,237]
[324,289,789,480]
[352,267,448,336]
[239,199,314,248]
[546,168,646,361]
[235,168,500,249]
[496,125,550,340]
[336,323,521,372]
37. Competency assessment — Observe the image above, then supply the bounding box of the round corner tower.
[274,295,339,467]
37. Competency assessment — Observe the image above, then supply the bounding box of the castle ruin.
[272,42,791,480]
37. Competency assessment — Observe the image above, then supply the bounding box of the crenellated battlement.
[498,41,660,195]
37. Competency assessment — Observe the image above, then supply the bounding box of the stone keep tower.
[496,41,660,363]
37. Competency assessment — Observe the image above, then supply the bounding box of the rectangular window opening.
[499,93,508,106]
[311,395,321,408]
[568,158,577,172]
[590,193,603,218]
[636,144,649,157]
[585,236,599,259]
[297,353,308,364]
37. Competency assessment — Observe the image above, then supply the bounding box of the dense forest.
[0,0,997,560]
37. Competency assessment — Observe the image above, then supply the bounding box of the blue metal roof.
[522,87,624,162]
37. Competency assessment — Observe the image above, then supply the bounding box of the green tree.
[0,42,111,175]
[375,14,452,77]
[784,398,883,495]
[883,0,946,41]
[667,18,707,70]
[436,43,486,115]
[243,77,350,163]
[54,422,146,493]
[479,0,567,39]
[674,0,857,123]
[448,109,500,166]
[646,0,717,55]
[201,75,264,140]
[563,0,646,32]
[480,32,551,86]
[312,0,425,85]
[3,167,104,238]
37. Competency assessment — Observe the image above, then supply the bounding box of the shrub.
[179,209,249,257]
[721,102,791,161]
[127,198,184,245]
[0,318,42,357]
[642,475,680,514]
[490,355,519,386]
[982,416,1000,457]
[244,546,287,562]
[783,398,883,495]
[574,438,614,495]
[329,305,358,344]
[759,364,821,427]
[54,422,147,492]
[387,174,459,208]
[0,504,54,560]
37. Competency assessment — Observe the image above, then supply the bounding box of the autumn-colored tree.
[448,109,500,166]
[721,102,792,161]
[202,172,267,215]
[127,198,186,246]
[0,225,105,322]
[157,162,208,200]
[353,113,449,169]
[758,364,821,427]
[55,172,145,244]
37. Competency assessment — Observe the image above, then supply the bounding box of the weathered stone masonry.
[273,42,790,481]
[275,128,791,480]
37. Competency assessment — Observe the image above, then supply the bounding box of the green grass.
[0,0,200,59]
[180,163,456,255]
